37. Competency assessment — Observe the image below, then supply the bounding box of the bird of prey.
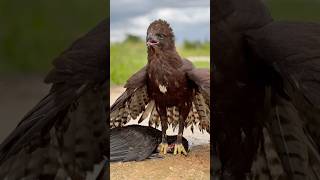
[110,19,210,156]
[0,19,108,180]
[213,0,320,179]
[110,125,189,162]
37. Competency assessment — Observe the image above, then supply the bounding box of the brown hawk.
[110,19,210,156]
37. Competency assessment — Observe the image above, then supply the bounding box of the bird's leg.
[174,115,187,155]
[159,114,168,155]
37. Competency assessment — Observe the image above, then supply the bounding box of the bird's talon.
[159,143,168,155]
[173,143,187,155]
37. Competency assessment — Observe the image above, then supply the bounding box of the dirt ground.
[110,86,210,180]
[110,144,210,180]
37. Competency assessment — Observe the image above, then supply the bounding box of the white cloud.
[111,0,210,43]
[154,7,209,24]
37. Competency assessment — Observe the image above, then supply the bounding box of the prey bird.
[110,20,210,155]
[0,19,108,180]
[110,125,189,162]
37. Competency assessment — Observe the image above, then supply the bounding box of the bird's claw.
[173,143,187,155]
[159,143,168,155]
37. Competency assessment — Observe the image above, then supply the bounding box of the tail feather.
[266,93,320,179]
[193,93,210,133]
[251,128,284,180]
[139,100,155,124]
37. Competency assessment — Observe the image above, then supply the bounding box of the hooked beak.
[146,34,159,47]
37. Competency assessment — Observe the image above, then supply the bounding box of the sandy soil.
[110,86,210,180]
[110,144,210,180]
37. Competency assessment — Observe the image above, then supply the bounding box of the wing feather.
[245,22,320,109]
[245,22,320,150]
[110,66,151,128]
[0,19,108,179]
[183,60,210,133]
[110,125,159,162]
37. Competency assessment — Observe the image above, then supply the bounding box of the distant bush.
[124,34,142,43]
[183,40,204,49]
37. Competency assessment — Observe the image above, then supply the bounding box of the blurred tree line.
[0,0,107,73]
[124,34,142,43]
[122,34,209,50]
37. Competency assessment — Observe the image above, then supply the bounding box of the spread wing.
[110,59,210,133]
[245,22,320,144]
[0,19,108,179]
[212,0,274,177]
[246,21,320,109]
[245,21,320,178]
[213,0,320,178]
[183,59,210,133]
[109,67,161,129]
[110,66,149,127]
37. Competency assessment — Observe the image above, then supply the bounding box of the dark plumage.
[110,19,210,155]
[213,0,320,179]
[0,19,108,179]
[110,125,189,162]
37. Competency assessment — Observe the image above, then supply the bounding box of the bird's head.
[146,19,175,51]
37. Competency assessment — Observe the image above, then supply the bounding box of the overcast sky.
[111,0,210,43]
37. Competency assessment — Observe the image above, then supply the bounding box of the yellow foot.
[159,143,168,155]
[174,143,188,155]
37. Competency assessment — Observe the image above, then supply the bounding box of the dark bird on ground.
[110,125,189,162]
[213,0,320,179]
[110,19,210,156]
[0,19,108,180]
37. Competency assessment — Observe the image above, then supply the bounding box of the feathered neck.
[147,46,182,67]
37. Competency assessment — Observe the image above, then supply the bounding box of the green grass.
[110,42,147,85]
[193,61,210,69]
[0,0,107,73]
[110,41,210,85]
[267,0,320,22]
[178,41,210,57]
